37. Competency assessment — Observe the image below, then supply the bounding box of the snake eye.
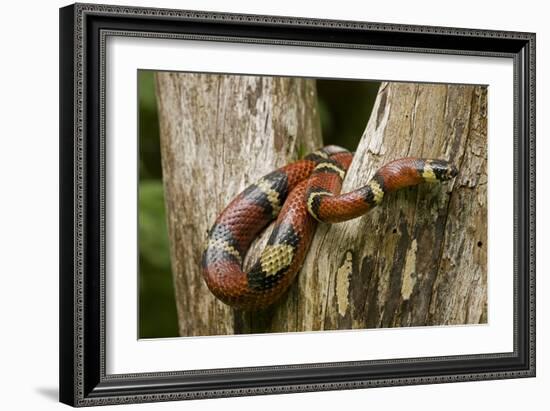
[429,160,457,181]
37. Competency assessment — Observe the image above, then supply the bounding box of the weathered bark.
[292,82,488,331]
[157,75,487,336]
[156,72,322,336]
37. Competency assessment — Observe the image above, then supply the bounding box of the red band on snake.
[202,145,458,309]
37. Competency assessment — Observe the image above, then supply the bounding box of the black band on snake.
[202,145,458,309]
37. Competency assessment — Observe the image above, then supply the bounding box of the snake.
[202,145,458,310]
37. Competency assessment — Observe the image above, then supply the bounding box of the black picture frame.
[59,3,536,407]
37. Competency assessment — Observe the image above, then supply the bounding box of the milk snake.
[202,145,458,309]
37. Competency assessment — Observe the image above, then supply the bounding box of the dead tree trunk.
[293,82,488,331]
[156,73,322,336]
[157,76,487,336]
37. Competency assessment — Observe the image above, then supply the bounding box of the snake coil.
[202,146,458,309]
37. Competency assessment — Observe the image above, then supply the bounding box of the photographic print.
[138,71,487,338]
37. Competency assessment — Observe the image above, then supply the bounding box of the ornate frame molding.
[59,3,535,406]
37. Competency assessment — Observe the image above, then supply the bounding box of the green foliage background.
[138,71,380,338]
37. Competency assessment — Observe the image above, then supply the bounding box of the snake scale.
[202,145,458,309]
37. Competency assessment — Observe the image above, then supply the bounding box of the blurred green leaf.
[138,180,179,338]
[139,70,163,180]
[139,70,157,110]
[139,181,171,270]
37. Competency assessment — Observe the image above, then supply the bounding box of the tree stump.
[156,73,322,336]
[157,75,487,336]
[295,82,488,331]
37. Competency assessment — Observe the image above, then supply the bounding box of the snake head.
[428,160,459,181]
[447,165,459,179]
